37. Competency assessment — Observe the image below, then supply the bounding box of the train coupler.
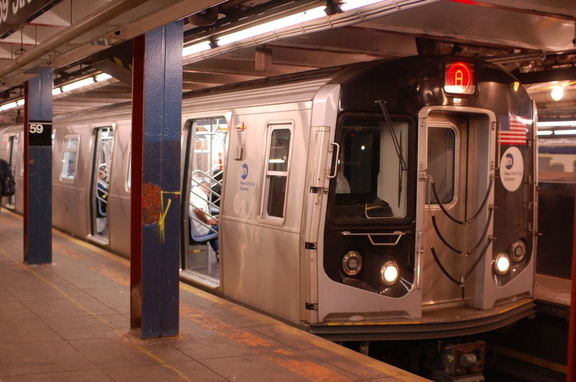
[433,341,485,382]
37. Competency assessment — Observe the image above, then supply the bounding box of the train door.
[90,126,114,243]
[181,116,227,288]
[5,134,18,207]
[418,109,494,308]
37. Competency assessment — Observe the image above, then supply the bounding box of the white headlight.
[342,251,363,276]
[381,261,400,286]
[494,253,510,275]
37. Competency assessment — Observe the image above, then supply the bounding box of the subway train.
[0,55,537,379]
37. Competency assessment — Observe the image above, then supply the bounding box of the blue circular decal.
[241,163,249,180]
[504,153,514,170]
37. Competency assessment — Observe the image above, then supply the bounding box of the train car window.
[428,127,456,204]
[263,125,292,219]
[60,135,80,180]
[332,116,409,221]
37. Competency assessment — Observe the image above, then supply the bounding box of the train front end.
[307,56,536,343]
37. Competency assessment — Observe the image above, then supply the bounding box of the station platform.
[0,210,427,382]
[534,273,572,319]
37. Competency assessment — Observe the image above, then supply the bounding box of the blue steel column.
[24,69,53,264]
[130,21,183,338]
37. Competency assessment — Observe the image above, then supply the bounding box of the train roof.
[49,55,530,123]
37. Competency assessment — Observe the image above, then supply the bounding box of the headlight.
[494,253,510,276]
[511,240,526,262]
[381,261,400,286]
[342,251,363,276]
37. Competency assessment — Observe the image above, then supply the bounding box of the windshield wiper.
[376,100,407,207]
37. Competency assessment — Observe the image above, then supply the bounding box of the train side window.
[428,127,456,204]
[262,124,292,219]
[60,135,80,180]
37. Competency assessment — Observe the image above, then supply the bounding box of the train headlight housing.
[381,261,400,286]
[342,251,363,276]
[494,253,511,276]
[511,240,527,262]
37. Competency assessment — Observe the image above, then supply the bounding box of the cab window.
[331,116,409,221]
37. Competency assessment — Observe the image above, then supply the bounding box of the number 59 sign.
[28,121,52,146]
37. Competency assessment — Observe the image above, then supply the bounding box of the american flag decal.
[499,115,527,145]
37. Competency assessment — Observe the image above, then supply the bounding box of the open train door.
[180,117,227,289]
[89,126,114,245]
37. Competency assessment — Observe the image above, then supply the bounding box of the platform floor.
[0,210,427,382]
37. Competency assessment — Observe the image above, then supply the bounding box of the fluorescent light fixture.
[61,77,96,93]
[0,101,19,111]
[536,130,553,136]
[341,0,385,11]
[183,41,212,57]
[217,6,326,46]
[554,129,576,135]
[0,72,113,112]
[95,73,112,82]
[537,121,576,128]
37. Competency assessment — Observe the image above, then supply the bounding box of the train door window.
[60,135,79,180]
[332,116,409,221]
[262,124,292,220]
[428,127,456,204]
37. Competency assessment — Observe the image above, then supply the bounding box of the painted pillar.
[130,21,183,338]
[24,68,53,264]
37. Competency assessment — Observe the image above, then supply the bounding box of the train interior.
[91,126,114,244]
[181,117,227,287]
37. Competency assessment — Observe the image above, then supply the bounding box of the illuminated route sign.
[0,0,62,39]
[444,61,476,95]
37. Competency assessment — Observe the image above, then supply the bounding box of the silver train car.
[0,55,537,379]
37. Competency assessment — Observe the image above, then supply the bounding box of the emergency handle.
[327,142,340,179]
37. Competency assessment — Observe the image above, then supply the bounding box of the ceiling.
[0,0,574,125]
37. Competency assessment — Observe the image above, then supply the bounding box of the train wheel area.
[0,210,427,381]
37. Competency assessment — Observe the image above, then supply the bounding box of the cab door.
[418,109,494,308]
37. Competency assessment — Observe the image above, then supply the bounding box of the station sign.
[0,0,62,39]
[28,121,52,146]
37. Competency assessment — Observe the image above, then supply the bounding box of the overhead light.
[551,84,564,101]
[0,72,114,112]
[182,41,211,57]
[182,0,439,64]
[95,73,112,82]
[340,0,385,11]
[536,130,553,136]
[537,120,576,128]
[554,129,576,135]
[217,6,326,46]
[61,77,96,93]
[0,99,23,111]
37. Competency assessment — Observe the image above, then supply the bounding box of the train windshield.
[331,115,409,221]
